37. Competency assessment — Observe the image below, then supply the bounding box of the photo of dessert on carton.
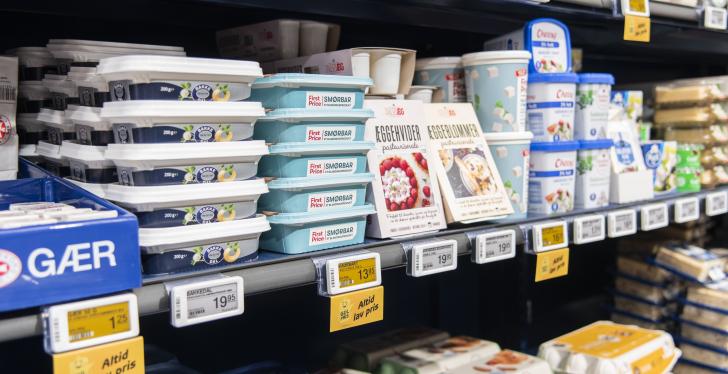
[438,146,499,198]
[379,152,433,211]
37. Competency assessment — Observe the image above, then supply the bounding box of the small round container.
[18,81,50,114]
[405,85,436,103]
[414,57,465,103]
[258,142,373,178]
[249,73,371,110]
[299,21,329,56]
[6,46,56,81]
[37,108,75,145]
[528,141,579,215]
[70,106,112,146]
[462,51,531,133]
[484,131,533,220]
[60,141,117,184]
[575,73,614,140]
[105,141,268,186]
[575,139,613,209]
[261,204,375,254]
[370,53,402,95]
[527,72,578,142]
[101,100,264,144]
[260,173,373,214]
[96,55,262,102]
[253,108,372,144]
[17,113,46,145]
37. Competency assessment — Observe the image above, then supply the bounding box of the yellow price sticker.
[541,225,565,248]
[535,248,569,282]
[338,257,378,288]
[330,286,384,332]
[67,302,131,343]
[53,336,144,374]
[629,0,647,14]
[624,15,651,42]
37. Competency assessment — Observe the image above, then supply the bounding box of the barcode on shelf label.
[532,221,568,252]
[641,203,669,231]
[706,191,728,216]
[326,252,382,295]
[573,215,605,245]
[674,197,700,223]
[705,6,728,30]
[474,230,516,264]
[410,240,457,277]
[608,209,637,238]
[0,85,16,102]
[169,276,244,328]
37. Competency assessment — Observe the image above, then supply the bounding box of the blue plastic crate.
[0,164,140,311]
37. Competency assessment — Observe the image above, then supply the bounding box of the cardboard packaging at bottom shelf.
[655,243,727,283]
[377,336,500,374]
[447,350,552,374]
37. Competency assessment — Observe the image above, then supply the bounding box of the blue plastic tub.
[254,108,373,144]
[260,173,373,214]
[258,142,373,178]
[261,204,376,254]
[249,73,372,110]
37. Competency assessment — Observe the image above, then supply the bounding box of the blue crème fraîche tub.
[140,215,270,274]
[248,73,372,110]
[261,204,376,254]
[260,173,373,214]
[254,108,373,144]
[257,142,373,178]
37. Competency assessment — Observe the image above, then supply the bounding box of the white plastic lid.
[19,144,38,157]
[19,81,50,100]
[96,55,263,84]
[139,214,270,253]
[484,131,534,144]
[60,141,113,167]
[462,50,532,66]
[68,71,107,91]
[7,47,56,67]
[36,141,64,161]
[48,39,184,52]
[105,178,269,211]
[42,75,77,96]
[415,57,463,70]
[105,141,269,168]
[70,106,110,129]
[38,108,74,130]
[47,44,187,62]
[100,101,265,126]
[65,179,108,198]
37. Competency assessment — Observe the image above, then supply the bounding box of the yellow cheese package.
[654,104,728,127]
[537,321,681,374]
[655,85,727,107]
[680,340,727,372]
[655,243,726,283]
[616,256,673,284]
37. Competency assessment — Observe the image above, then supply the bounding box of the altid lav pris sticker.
[424,103,513,223]
[364,99,447,239]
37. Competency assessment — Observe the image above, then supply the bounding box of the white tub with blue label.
[414,57,465,103]
[100,100,264,144]
[484,131,533,220]
[96,55,262,102]
[576,139,613,209]
[261,173,373,214]
[140,214,270,274]
[261,204,375,254]
[105,141,268,186]
[42,74,77,110]
[258,142,373,178]
[529,141,578,215]
[462,51,531,133]
[37,108,75,145]
[254,108,373,144]
[483,18,572,74]
[70,105,112,146]
[575,73,614,140]
[527,72,577,142]
[60,140,117,184]
[248,73,372,110]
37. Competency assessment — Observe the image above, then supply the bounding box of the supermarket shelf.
[0,186,726,342]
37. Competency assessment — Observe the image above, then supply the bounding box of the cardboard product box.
[217,19,302,62]
[656,243,726,283]
[364,99,447,238]
[0,56,18,180]
[423,103,513,223]
[264,47,416,96]
[379,336,501,374]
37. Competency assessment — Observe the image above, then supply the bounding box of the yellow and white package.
[654,104,728,127]
[537,321,681,374]
[687,282,728,311]
[655,84,727,107]
[655,243,726,283]
[680,341,727,372]
[448,350,552,374]
[615,277,675,305]
[616,256,673,284]
[613,295,675,321]
[680,323,728,351]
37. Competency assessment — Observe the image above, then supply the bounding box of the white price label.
[622,0,650,17]
[532,221,568,252]
[706,191,728,216]
[704,6,728,30]
[169,276,244,327]
[474,230,516,264]
[641,203,669,231]
[410,240,457,277]
[674,197,700,223]
[573,215,606,245]
[608,209,637,238]
[326,252,382,296]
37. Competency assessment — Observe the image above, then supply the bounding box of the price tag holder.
[704,6,728,30]
[608,209,637,238]
[641,203,669,231]
[473,229,516,264]
[535,248,570,282]
[674,197,700,223]
[532,221,568,253]
[43,293,139,354]
[405,239,457,277]
[573,215,606,245]
[622,0,650,17]
[167,274,244,328]
[706,191,728,216]
[325,252,381,296]
[53,336,145,374]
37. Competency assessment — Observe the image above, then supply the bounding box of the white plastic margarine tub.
[60,141,116,184]
[139,215,270,275]
[70,105,112,145]
[100,100,264,143]
[36,141,70,177]
[105,141,268,186]
[37,108,75,145]
[96,55,263,101]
